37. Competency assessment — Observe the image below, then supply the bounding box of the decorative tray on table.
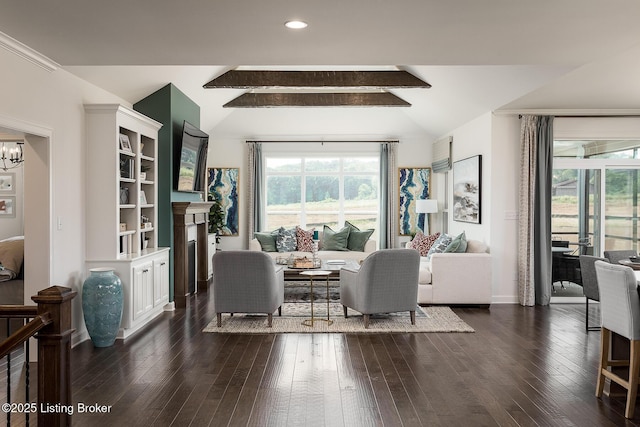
[289,256,321,269]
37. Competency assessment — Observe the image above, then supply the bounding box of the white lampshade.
[415,199,438,214]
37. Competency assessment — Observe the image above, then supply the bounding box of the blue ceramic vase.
[82,268,123,347]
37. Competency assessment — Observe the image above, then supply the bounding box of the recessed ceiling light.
[285,20,308,29]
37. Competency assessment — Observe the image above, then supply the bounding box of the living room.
[1,2,640,424]
[0,0,639,336]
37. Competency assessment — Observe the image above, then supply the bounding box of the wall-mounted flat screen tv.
[174,121,209,193]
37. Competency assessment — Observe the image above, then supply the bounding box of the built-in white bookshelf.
[85,104,171,339]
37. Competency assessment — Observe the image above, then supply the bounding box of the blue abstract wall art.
[208,168,239,235]
[398,167,431,236]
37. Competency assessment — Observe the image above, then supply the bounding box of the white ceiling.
[2,1,640,138]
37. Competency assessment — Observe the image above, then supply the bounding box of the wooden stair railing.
[0,286,76,427]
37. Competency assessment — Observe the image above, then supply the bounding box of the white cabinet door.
[133,261,153,320]
[153,255,169,307]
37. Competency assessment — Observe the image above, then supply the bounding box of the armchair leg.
[268,313,273,327]
[364,314,370,329]
[278,306,282,316]
[343,305,348,318]
[217,313,222,327]
[410,311,416,325]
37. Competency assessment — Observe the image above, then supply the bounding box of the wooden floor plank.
[44,289,640,426]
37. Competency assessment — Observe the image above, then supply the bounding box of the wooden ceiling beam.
[206,70,430,89]
[223,92,411,108]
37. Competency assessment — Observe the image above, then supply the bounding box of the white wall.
[0,46,131,342]
[490,114,520,303]
[435,112,521,304]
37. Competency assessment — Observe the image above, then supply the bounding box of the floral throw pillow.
[296,226,315,252]
[276,227,297,252]
[408,232,441,257]
[426,233,453,258]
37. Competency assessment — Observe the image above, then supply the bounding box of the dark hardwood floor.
[59,293,637,426]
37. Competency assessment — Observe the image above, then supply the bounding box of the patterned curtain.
[518,116,554,306]
[380,142,398,249]
[246,142,263,248]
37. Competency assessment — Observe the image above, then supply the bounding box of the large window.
[264,155,379,238]
[552,140,640,255]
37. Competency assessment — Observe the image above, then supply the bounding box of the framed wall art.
[207,168,239,236]
[398,167,431,235]
[0,196,16,218]
[453,155,482,224]
[0,173,15,193]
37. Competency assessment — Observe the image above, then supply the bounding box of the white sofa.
[415,239,492,306]
[249,231,376,262]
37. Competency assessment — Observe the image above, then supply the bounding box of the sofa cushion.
[408,231,440,257]
[254,230,278,252]
[426,233,453,258]
[445,231,467,253]
[296,226,315,252]
[344,221,374,252]
[466,239,488,253]
[321,225,350,251]
[276,227,297,252]
[418,263,432,284]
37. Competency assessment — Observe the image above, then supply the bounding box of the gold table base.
[299,270,333,327]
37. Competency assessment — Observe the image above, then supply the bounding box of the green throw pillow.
[321,225,351,251]
[344,221,374,252]
[444,231,468,253]
[254,230,278,252]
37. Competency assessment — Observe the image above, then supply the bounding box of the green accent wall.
[134,83,201,301]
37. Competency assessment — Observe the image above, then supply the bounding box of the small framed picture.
[0,173,15,193]
[0,196,16,218]
[139,190,147,205]
[119,134,132,152]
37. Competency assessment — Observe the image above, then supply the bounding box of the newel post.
[31,286,77,427]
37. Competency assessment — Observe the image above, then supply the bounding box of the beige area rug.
[203,303,475,334]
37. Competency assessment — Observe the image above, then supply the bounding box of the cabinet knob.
[143,268,149,273]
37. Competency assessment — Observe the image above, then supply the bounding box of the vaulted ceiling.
[1,1,639,138]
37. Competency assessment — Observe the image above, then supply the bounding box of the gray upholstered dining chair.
[212,251,284,327]
[604,250,638,266]
[594,260,640,419]
[579,255,608,332]
[340,249,420,328]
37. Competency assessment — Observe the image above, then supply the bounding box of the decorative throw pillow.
[254,230,278,252]
[296,226,315,252]
[409,231,441,257]
[445,231,468,253]
[344,221,374,251]
[321,225,350,251]
[426,233,453,258]
[276,227,297,252]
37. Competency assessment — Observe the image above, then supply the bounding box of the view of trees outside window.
[265,156,379,238]
[552,140,640,255]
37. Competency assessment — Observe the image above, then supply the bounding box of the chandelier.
[0,141,24,171]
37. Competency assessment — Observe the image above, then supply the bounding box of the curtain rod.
[245,140,399,144]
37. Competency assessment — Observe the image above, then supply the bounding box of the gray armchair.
[594,260,640,419]
[579,255,607,332]
[212,251,284,327]
[604,249,637,266]
[340,249,420,328]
